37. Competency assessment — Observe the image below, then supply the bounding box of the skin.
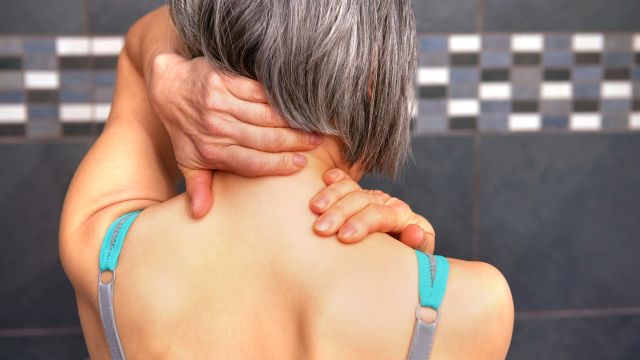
[59,6,514,359]
[125,6,434,250]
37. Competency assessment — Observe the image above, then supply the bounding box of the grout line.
[516,307,640,320]
[0,326,83,337]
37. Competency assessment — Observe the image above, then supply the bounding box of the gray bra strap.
[98,270,126,360]
[406,307,438,360]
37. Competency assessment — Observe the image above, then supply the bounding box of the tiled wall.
[1,0,639,359]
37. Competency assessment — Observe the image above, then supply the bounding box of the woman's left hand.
[310,169,435,254]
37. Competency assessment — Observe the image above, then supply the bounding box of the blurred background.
[1,0,639,358]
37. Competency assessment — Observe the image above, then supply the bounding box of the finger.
[223,95,290,128]
[220,74,269,104]
[313,191,387,236]
[400,224,435,254]
[322,168,348,185]
[227,121,322,152]
[183,169,214,219]
[309,178,363,214]
[336,204,402,243]
[218,145,308,177]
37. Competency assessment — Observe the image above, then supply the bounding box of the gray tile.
[419,35,448,52]
[59,89,91,103]
[485,0,640,31]
[0,89,24,103]
[542,116,569,129]
[602,114,631,130]
[603,52,633,66]
[478,113,508,131]
[0,37,23,55]
[94,87,114,102]
[412,0,477,32]
[542,51,573,67]
[0,335,87,359]
[27,118,61,138]
[360,135,475,259]
[24,53,57,70]
[482,34,510,51]
[450,67,479,82]
[0,0,84,34]
[511,67,542,84]
[480,52,512,68]
[481,101,511,113]
[0,72,23,90]
[634,68,640,81]
[601,99,632,113]
[0,142,92,327]
[573,82,601,99]
[540,100,571,116]
[478,133,640,310]
[544,34,571,51]
[414,115,448,132]
[508,316,640,360]
[512,84,540,100]
[60,71,91,87]
[573,66,602,82]
[604,34,632,52]
[89,0,166,34]
[419,52,449,67]
[449,83,478,98]
[418,99,447,115]
[23,38,56,54]
[93,70,116,86]
[28,103,58,119]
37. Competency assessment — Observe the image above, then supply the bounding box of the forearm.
[124,5,185,87]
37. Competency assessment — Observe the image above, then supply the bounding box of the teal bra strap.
[99,211,142,272]
[414,250,449,310]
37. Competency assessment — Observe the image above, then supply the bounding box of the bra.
[97,211,449,360]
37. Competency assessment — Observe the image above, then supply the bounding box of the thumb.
[183,168,214,219]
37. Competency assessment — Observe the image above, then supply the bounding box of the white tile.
[447,99,479,116]
[0,104,27,123]
[91,37,125,55]
[60,103,92,122]
[508,114,541,131]
[633,34,640,51]
[541,82,572,99]
[630,113,640,129]
[449,34,481,52]
[479,83,512,100]
[417,67,449,85]
[94,103,111,121]
[511,34,543,52]
[572,33,604,52]
[56,37,90,56]
[570,113,601,131]
[24,71,59,89]
[601,81,632,99]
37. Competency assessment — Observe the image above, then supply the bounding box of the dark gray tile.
[0,0,84,34]
[478,133,640,311]
[89,0,166,34]
[0,142,92,327]
[27,118,61,138]
[485,0,640,31]
[478,113,508,131]
[0,334,88,359]
[412,0,477,33]
[508,315,640,360]
[360,135,475,259]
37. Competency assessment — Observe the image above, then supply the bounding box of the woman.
[60,1,513,359]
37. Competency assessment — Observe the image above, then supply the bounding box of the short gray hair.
[169,0,416,177]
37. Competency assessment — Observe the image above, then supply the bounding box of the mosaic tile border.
[1,33,640,137]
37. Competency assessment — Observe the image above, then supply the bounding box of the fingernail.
[293,154,307,167]
[340,226,356,239]
[315,217,332,232]
[313,196,328,210]
[310,134,322,145]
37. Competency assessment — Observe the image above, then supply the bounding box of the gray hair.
[169,0,416,177]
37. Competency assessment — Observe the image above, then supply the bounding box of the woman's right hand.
[148,52,322,218]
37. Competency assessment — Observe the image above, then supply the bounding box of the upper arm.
[59,46,179,249]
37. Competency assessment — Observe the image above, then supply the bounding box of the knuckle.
[206,72,223,89]
[197,143,222,164]
[266,130,286,149]
[203,117,228,137]
[207,91,227,111]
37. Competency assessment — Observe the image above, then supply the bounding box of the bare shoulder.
[431,259,514,360]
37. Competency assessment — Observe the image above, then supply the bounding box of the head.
[169,0,416,178]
